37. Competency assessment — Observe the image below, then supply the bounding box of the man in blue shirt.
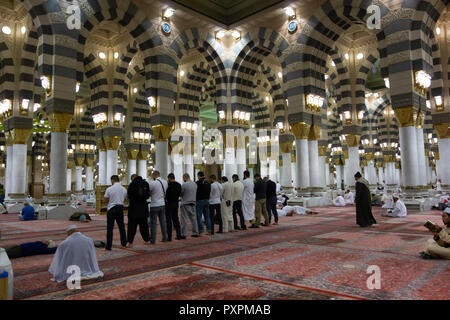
[6,240,57,259]
[18,202,35,221]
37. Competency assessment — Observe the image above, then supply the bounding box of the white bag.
[0,248,14,300]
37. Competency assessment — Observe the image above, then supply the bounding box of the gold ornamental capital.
[435,123,450,139]
[127,149,139,160]
[85,158,94,167]
[291,122,311,140]
[280,141,293,154]
[104,136,121,150]
[345,134,360,147]
[152,125,172,142]
[48,112,73,133]
[308,125,321,141]
[138,150,149,160]
[318,146,326,157]
[393,106,417,127]
[10,128,32,145]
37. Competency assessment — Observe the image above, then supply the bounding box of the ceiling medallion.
[288,21,297,33]
[161,22,171,35]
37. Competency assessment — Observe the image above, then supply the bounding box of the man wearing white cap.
[49,225,103,283]
[383,194,407,217]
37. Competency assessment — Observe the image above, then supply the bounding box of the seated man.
[18,202,35,221]
[333,195,346,207]
[6,240,57,259]
[70,212,92,223]
[382,190,394,209]
[344,190,354,205]
[382,194,407,217]
[420,208,450,260]
[49,225,103,283]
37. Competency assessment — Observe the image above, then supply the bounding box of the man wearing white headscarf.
[49,225,103,283]
[383,194,407,217]
[333,195,346,207]
[242,170,255,223]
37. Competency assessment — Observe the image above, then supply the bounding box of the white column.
[336,165,343,188]
[236,148,246,180]
[127,159,137,183]
[260,160,268,178]
[184,153,194,180]
[10,144,27,195]
[85,166,93,191]
[385,162,396,185]
[66,169,72,192]
[399,126,420,187]
[291,161,297,188]
[155,141,169,179]
[415,128,427,187]
[325,162,330,187]
[281,153,292,189]
[366,160,377,185]
[345,147,361,186]
[138,160,147,181]
[98,151,107,186]
[269,159,277,181]
[5,145,13,199]
[50,132,68,194]
[425,160,432,186]
[295,139,310,189]
[438,138,450,187]
[75,166,83,192]
[106,150,118,185]
[378,167,385,184]
[173,153,184,183]
[224,147,236,180]
[308,140,320,188]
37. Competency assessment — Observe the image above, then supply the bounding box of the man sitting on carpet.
[382,194,407,217]
[382,190,394,209]
[420,208,450,260]
[333,195,346,207]
[49,225,103,283]
[18,202,35,221]
[344,190,355,205]
[5,240,57,259]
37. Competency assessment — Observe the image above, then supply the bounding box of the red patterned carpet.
[0,206,448,300]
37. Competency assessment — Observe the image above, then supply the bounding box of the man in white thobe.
[383,194,407,217]
[382,191,394,209]
[221,177,234,232]
[49,225,103,283]
[344,190,354,205]
[242,170,255,222]
[333,195,346,207]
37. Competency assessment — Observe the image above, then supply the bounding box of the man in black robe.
[126,175,151,247]
[354,172,376,227]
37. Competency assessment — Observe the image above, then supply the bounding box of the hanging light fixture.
[2,26,11,34]
[414,70,431,94]
[40,76,52,96]
[148,96,157,113]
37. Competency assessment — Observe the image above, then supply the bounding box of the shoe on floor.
[249,224,259,229]
[191,234,199,238]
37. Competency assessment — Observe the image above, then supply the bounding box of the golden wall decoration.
[291,122,310,140]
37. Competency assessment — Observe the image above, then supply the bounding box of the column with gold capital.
[85,158,94,191]
[280,135,294,191]
[394,106,420,188]
[126,148,139,184]
[97,138,107,186]
[415,111,427,188]
[291,122,311,191]
[9,128,32,196]
[435,123,450,189]
[48,112,73,194]
[4,131,13,200]
[138,150,149,181]
[344,134,361,188]
[104,136,121,185]
[152,124,172,179]
[74,156,84,192]
[308,125,321,190]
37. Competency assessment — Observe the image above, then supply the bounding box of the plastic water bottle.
[0,248,13,300]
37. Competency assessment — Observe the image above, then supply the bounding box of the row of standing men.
[103,170,281,250]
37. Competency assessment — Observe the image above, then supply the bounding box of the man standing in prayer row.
[104,175,128,250]
[165,173,182,241]
[148,170,168,243]
[180,173,198,238]
[251,174,269,228]
[354,172,377,227]
[221,176,234,232]
[209,175,223,234]
[49,225,103,283]
[126,174,150,248]
[265,177,278,225]
[232,174,246,230]
[196,171,211,235]
[242,170,255,224]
